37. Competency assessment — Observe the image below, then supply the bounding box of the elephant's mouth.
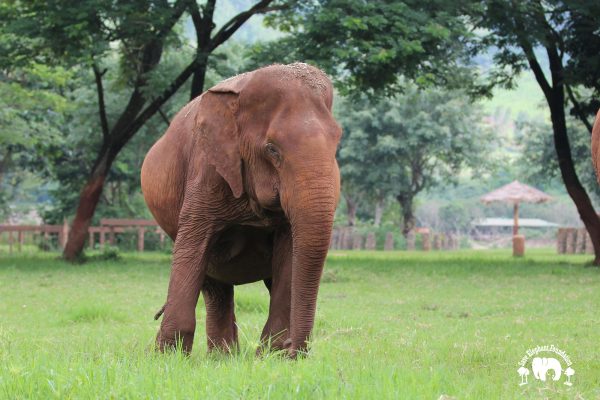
[262,192,282,213]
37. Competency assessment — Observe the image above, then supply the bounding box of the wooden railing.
[328,227,459,251]
[0,219,166,253]
[0,223,69,253]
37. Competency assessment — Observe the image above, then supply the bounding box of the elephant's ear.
[592,108,600,183]
[208,72,252,95]
[195,73,252,198]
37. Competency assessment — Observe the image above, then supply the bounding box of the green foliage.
[471,0,600,124]
[96,246,121,261]
[515,116,600,203]
[1,250,599,398]
[256,0,478,95]
[335,86,495,232]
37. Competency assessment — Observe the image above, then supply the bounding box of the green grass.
[1,249,599,399]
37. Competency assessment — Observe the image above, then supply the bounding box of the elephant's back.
[141,100,200,239]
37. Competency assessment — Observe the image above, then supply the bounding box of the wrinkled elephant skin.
[141,63,341,358]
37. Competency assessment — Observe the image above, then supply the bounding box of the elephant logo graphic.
[516,345,575,387]
[532,357,562,381]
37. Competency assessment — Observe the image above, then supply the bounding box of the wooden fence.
[2,220,463,253]
[0,222,69,253]
[0,219,165,253]
[556,227,594,254]
[329,227,459,251]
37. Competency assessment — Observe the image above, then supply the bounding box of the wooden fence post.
[43,225,49,249]
[365,232,376,250]
[384,232,394,251]
[585,232,594,254]
[137,227,145,252]
[433,234,441,250]
[565,228,576,254]
[100,227,106,249]
[8,231,13,254]
[330,229,339,250]
[576,228,586,254]
[17,231,23,252]
[422,233,430,251]
[406,231,415,250]
[445,234,453,250]
[556,228,567,254]
[352,234,363,250]
[159,231,165,248]
[109,227,115,246]
[59,219,69,249]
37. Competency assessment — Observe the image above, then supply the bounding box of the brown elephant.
[593,109,600,182]
[141,63,341,358]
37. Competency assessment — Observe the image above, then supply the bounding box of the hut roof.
[480,180,552,204]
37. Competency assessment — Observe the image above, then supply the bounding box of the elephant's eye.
[265,143,282,167]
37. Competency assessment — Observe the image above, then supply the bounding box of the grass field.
[1,249,599,399]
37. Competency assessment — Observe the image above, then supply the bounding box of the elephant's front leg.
[156,195,215,353]
[259,225,292,352]
[202,276,238,352]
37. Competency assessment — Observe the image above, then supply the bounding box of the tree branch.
[209,0,275,51]
[92,63,110,140]
[191,0,216,48]
[566,84,593,133]
[519,40,553,100]
[114,58,201,152]
[155,0,192,41]
[158,107,170,126]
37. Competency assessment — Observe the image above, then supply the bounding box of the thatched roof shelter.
[480,181,552,253]
[481,180,552,205]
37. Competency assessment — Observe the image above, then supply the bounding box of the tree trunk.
[548,91,600,265]
[374,197,385,227]
[520,35,600,265]
[397,194,415,238]
[60,1,275,261]
[344,194,357,227]
[63,151,113,260]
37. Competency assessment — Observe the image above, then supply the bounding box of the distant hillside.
[482,72,548,119]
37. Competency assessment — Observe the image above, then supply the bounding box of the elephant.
[141,63,341,358]
[593,108,600,182]
[531,357,562,381]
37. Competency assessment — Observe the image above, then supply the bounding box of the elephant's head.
[532,357,562,381]
[196,63,341,355]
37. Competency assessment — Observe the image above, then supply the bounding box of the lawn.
[0,249,599,399]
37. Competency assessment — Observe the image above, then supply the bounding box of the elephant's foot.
[286,341,310,360]
[155,312,196,354]
[207,323,239,353]
[256,328,291,356]
[155,330,195,354]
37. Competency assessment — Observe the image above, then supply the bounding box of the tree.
[0,63,71,219]
[336,87,493,236]
[472,0,600,264]
[256,0,477,96]
[1,0,283,260]
[515,116,600,203]
[262,0,600,264]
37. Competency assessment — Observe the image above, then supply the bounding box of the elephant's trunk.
[282,165,338,357]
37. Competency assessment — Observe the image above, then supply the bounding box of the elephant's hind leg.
[203,277,238,352]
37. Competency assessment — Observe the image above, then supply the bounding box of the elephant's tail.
[154,303,166,320]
